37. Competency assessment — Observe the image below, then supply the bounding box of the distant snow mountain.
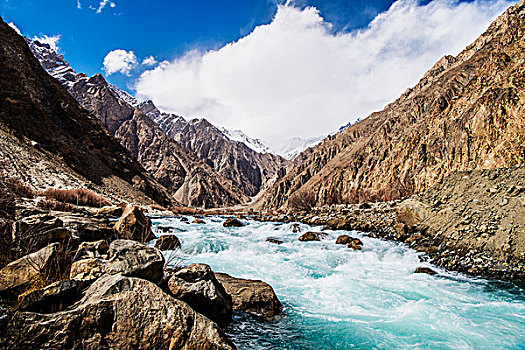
[219,128,271,154]
[276,136,324,160]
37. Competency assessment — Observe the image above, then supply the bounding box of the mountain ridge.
[259,0,525,209]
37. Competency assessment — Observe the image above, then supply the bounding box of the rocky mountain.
[26,38,247,208]
[139,102,289,197]
[260,0,525,209]
[0,18,173,206]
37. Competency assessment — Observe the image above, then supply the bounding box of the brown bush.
[2,178,36,199]
[40,188,111,208]
[288,190,317,212]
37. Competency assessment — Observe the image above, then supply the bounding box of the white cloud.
[76,0,82,9]
[103,49,138,75]
[135,0,514,147]
[32,34,61,52]
[7,22,21,35]
[95,0,116,13]
[142,56,157,66]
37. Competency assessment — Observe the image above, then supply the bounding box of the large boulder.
[215,272,283,319]
[0,244,59,298]
[17,279,82,313]
[168,264,232,325]
[73,240,109,261]
[2,275,236,349]
[11,215,72,252]
[113,205,154,242]
[396,199,430,227]
[298,231,327,242]
[70,240,164,285]
[223,218,244,227]
[154,234,181,251]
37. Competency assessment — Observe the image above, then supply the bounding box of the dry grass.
[41,188,111,208]
[3,178,36,199]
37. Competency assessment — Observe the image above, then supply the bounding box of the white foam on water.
[151,216,525,349]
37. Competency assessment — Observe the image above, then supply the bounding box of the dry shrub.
[0,189,15,219]
[3,178,36,199]
[41,188,111,208]
[288,190,317,212]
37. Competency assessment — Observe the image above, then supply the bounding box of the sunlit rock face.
[260,0,525,209]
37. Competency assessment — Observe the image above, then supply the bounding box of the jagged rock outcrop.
[260,0,525,209]
[2,275,236,349]
[0,18,173,207]
[139,102,289,197]
[26,37,247,208]
[167,264,233,325]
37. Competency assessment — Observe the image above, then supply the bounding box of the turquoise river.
[151,216,525,350]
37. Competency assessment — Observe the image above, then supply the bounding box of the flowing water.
[151,216,525,350]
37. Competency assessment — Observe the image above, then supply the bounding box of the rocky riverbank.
[254,165,525,282]
[0,199,283,348]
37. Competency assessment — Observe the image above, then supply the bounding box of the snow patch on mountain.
[276,136,324,160]
[219,128,271,154]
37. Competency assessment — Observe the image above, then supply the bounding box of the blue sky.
[1,0,515,146]
[1,0,398,86]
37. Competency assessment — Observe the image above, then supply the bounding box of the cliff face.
[0,17,173,206]
[115,110,247,207]
[26,39,247,208]
[139,103,289,197]
[261,0,525,209]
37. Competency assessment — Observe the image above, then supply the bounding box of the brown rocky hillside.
[26,39,247,208]
[260,0,525,209]
[0,17,172,206]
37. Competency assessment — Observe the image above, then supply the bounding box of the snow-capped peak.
[219,128,271,154]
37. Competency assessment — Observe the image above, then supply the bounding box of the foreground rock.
[2,275,236,349]
[17,279,82,313]
[298,231,327,242]
[0,244,59,298]
[114,205,155,242]
[215,272,283,319]
[70,240,164,285]
[223,218,245,227]
[154,234,182,250]
[168,264,232,325]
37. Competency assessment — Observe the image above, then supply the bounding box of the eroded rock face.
[215,272,283,319]
[259,0,525,209]
[17,279,82,313]
[3,275,236,350]
[114,205,154,242]
[0,244,58,298]
[70,240,164,285]
[168,264,232,325]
